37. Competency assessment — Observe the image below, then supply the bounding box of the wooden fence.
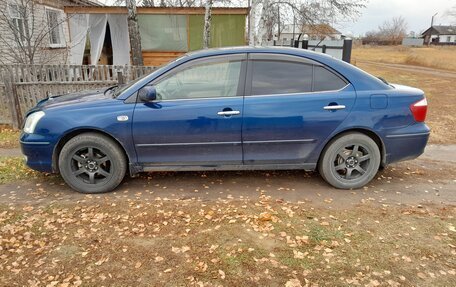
[0,64,156,128]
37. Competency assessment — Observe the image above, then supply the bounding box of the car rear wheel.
[319,133,380,189]
[59,133,126,193]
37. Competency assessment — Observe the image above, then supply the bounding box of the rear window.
[313,66,347,92]
[251,60,347,96]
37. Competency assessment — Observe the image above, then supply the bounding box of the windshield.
[112,73,150,98]
[111,54,189,98]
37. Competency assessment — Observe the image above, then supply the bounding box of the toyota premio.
[20,47,429,193]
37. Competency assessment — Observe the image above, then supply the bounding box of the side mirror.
[138,86,157,102]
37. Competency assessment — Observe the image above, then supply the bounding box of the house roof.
[64,6,248,14]
[421,25,456,36]
[71,0,103,6]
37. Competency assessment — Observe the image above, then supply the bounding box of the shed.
[64,6,248,66]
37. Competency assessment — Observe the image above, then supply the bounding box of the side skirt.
[133,163,317,173]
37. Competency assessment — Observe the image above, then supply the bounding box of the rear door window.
[249,54,347,96]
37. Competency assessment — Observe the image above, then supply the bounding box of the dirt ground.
[0,151,455,286]
[1,47,456,286]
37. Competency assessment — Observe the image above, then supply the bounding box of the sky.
[341,0,455,36]
[101,0,455,37]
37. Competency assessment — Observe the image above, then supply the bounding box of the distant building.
[421,25,456,45]
[277,23,342,44]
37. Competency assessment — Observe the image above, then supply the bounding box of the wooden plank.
[64,6,249,15]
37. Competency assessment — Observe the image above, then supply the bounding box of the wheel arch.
[317,128,386,168]
[52,128,131,174]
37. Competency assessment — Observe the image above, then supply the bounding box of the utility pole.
[431,12,438,27]
[126,0,144,66]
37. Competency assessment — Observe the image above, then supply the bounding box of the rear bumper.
[20,133,55,173]
[383,124,430,164]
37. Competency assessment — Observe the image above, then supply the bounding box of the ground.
[0,46,455,286]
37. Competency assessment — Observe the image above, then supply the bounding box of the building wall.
[0,0,72,65]
[438,34,456,43]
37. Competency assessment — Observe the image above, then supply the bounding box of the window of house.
[447,36,451,42]
[251,59,347,96]
[8,4,26,44]
[154,58,242,100]
[46,8,64,47]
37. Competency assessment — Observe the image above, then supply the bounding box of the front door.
[132,54,246,166]
[242,53,356,165]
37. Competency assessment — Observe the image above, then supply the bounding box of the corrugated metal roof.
[429,25,456,35]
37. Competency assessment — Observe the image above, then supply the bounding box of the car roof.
[184,46,332,61]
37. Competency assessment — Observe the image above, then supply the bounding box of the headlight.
[23,111,45,134]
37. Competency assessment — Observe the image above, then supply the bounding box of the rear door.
[242,53,356,165]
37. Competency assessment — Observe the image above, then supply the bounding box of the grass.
[0,125,20,148]
[0,199,454,286]
[352,45,456,72]
[0,156,56,184]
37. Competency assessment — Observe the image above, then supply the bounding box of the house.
[64,6,248,67]
[0,0,102,65]
[277,23,342,44]
[421,25,456,45]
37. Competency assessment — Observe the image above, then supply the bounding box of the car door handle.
[217,111,241,116]
[323,105,346,110]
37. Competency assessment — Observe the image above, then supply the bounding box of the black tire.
[318,132,381,189]
[58,133,127,193]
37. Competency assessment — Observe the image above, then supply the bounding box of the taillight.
[410,98,427,122]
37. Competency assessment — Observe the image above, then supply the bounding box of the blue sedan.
[20,47,429,193]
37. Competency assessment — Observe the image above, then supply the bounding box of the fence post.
[342,38,353,63]
[3,72,22,129]
[117,71,124,85]
[322,45,327,54]
[302,39,308,50]
[293,40,299,48]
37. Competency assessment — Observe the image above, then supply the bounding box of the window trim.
[8,3,27,45]
[45,6,65,48]
[245,53,349,97]
[139,54,247,102]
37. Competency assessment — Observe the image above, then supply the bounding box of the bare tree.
[364,16,407,45]
[252,0,366,45]
[445,6,456,24]
[126,0,144,65]
[142,0,156,6]
[203,0,213,48]
[0,0,70,65]
[378,16,407,44]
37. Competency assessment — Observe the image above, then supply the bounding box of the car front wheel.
[319,132,381,189]
[58,133,127,193]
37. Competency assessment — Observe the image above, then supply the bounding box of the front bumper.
[20,133,55,173]
[383,123,430,164]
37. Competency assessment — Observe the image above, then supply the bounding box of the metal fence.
[269,38,353,63]
[0,64,156,128]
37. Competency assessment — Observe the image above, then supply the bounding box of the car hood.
[32,87,112,112]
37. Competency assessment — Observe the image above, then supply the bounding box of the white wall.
[0,0,72,64]
[438,35,456,43]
